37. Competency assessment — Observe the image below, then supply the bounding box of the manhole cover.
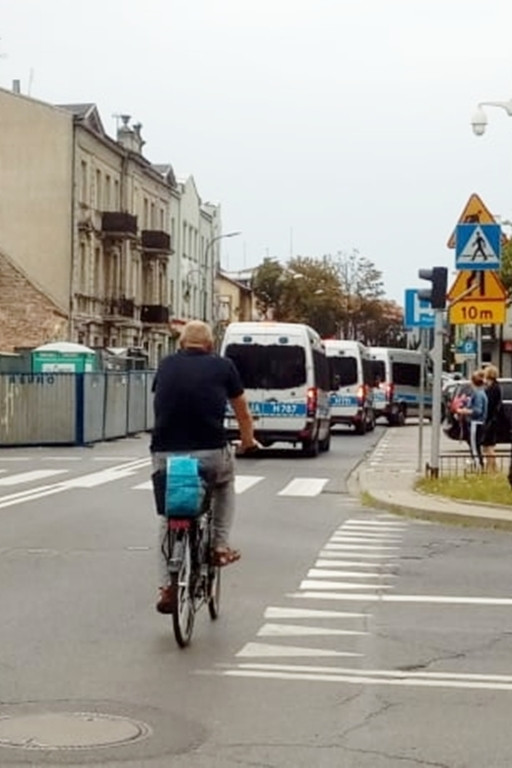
[0,712,151,751]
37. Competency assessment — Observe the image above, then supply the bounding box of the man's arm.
[229,393,257,450]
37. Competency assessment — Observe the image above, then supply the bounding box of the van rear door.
[223,336,265,429]
[328,352,360,421]
[257,333,309,435]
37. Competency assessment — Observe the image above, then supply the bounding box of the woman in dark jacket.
[482,365,502,473]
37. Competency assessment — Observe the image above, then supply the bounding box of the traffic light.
[418,267,448,309]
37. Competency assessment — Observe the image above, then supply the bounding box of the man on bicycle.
[151,319,257,614]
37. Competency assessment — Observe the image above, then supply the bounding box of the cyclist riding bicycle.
[151,319,257,614]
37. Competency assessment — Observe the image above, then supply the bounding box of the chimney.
[116,114,145,154]
[12,80,21,94]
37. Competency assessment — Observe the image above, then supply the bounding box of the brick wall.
[0,251,68,351]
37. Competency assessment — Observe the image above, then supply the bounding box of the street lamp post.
[202,231,242,322]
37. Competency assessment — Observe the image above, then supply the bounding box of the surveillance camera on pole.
[417,266,448,477]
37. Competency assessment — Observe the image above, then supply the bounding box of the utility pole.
[418,267,448,477]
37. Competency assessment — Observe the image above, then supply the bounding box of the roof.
[33,341,96,355]
[57,103,106,137]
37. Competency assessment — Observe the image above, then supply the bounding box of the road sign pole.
[476,325,482,369]
[417,329,425,473]
[429,309,444,477]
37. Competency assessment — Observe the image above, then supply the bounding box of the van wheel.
[366,410,376,432]
[319,431,331,453]
[302,437,319,457]
[355,414,366,435]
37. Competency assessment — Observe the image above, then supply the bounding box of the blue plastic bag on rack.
[164,456,206,518]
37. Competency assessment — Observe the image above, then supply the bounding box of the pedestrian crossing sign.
[455,223,501,271]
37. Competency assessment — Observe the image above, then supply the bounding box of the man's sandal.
[212,547,241,567]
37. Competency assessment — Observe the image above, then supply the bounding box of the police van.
[220,321,331,456]
[324,339,376,434]
[369,347,432,426]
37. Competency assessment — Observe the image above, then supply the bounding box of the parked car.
[443,378,512,444]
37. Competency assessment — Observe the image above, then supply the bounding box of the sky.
[2,0,512,304]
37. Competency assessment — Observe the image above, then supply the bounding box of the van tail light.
[385,382,394,402]
[356,385,365,406]
[306,386,318,417]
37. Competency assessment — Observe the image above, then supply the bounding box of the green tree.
[251,258,286,318]
[328,249,385,339]
[500,238,512,294]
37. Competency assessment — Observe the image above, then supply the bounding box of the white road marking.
[277,478,328,497]
[235,475,264,494]
[299,580,392,591]
[0,469,69,486]
[257,624,367,638]
[236,642,362,658]
[323,543,399,551]
[315,559,395,569]
[330,535,402,544]
[133,480,152,490]
[0,458,151,509]
[342,520,406,527]
[307,568,393,580]
[335,529,403,538]
[221,663,512,691]
[264,607,367,620]
[320,550,397,560]
[290,592,512,605]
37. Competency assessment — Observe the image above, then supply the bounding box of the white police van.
[324,339,376,434]
[220,321,331,456]
[369,346,432,426]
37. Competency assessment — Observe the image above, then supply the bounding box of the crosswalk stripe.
[278,478,328,496]
[0,469,68,486]
[257,623,367,637]
[307,568,393,580]
[235,475,264,494]
[315,559,396,569]
[236,642,362,658]
[264,607,366,619]
[300,579,392,591]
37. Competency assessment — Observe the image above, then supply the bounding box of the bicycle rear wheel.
[208,564,221,619]
[170,531,195,647]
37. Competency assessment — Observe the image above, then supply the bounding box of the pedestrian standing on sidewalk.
[482,365,502,473]
[457,370,488,470]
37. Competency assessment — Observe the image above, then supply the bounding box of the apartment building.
[0,84,223,366]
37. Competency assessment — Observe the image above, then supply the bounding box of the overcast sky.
[2,0,512,303]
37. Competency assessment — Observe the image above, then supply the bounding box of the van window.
[328,356,357,388]
[313,349,330,391]
[372,360,386,382]
[362,359,374,386]
[225,343,306,389]
[392,362,420,387]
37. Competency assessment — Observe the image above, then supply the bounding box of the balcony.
[141,304,170,324]
[104,297,136,321]
[141,230,172,258]
[101,212,138,238]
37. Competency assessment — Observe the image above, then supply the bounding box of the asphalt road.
[2,424,512,766]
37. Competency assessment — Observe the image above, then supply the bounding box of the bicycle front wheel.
[170,531,195,647]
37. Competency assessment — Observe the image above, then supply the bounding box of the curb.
[348,469,512,532]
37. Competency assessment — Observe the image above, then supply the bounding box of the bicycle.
[160,487,221,648]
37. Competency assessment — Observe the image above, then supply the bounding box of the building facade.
[0,85,224,366]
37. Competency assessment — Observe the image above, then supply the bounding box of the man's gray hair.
[179,320,214,350]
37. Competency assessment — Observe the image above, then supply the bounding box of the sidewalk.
[347,423,512,530]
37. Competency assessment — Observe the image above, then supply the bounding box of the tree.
[251,258,286,319]
[328,249,385,340]
[500,238,512,294]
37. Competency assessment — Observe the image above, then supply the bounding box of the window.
[362,359,375,386]
[372,360,386,382]
[80,161,88,204]
[114,179,120,208]
[313,349,330,391]
[94,248,101,295]
[95,169,102,209]
[225,344,306,390]
[79,242,87,292]
[144,198,149,228]
[150,202,155,228]
[392,362,420,387]
[105,175,111,210]
[328,356,357,388]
